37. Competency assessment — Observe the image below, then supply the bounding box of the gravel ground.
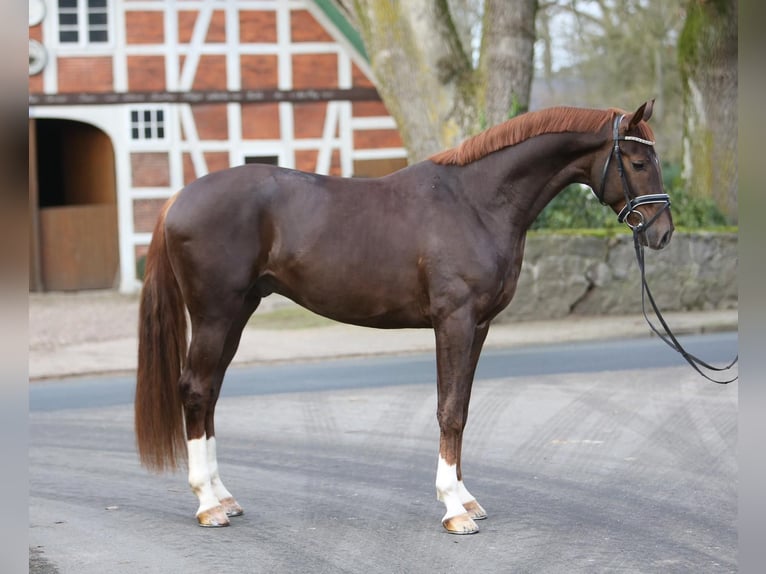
[28,290,294,352]
[29,291,141,352]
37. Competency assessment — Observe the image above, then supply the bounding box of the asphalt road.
[29,334,738,573]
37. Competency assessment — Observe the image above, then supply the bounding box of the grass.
[248,305,336,330]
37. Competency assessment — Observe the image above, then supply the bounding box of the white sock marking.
[435,455,468,522]
[187,435,220,515]
[206,436,234,501]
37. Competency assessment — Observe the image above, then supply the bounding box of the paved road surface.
[29,335,737,573]
[30,333,737,410]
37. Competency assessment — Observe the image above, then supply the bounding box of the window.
[244,156,279,166]
[58,0,109,44]
[130,109,166,141]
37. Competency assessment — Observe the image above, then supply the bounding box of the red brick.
[241,103,281,139]
[192,105,228,140]
[290,10,333,42]
[295,149,318,173]
[127,56,166,91]
[57,57,113,93]
[352,101,390,117]
[240,10,277,43]
[329,150,342,176]
[178,11,196,43]
[352,63,374,88]
[181,152,228,182]
[133,198,167,233]
[293,103,327,139]
[206,10,226,43]
[125,12,164,44]
[241,55,278,89]
[29,74,43,94]
[29,24,43,42]
[177,9,226,43]
[295,149,342,175]
[131,152,170,187]
[192,55,227,90]
[182,151,230,181]
[353,129,403,149]
[292,54,337,89]
[204,152,230,174]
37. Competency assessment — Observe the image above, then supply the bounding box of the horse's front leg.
[457,322,490,523]
[433,314,486,534]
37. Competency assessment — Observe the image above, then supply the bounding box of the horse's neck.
[460,131,605,229]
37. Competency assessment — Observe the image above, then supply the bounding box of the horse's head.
[595,100,674,250]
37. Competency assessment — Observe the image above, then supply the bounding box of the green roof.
[312,0,368,61]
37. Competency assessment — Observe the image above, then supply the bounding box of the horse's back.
[162,163,436,325]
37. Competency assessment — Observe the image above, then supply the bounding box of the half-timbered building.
[29,0,406,292]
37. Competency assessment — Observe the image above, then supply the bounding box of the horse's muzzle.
[641,224,674,250]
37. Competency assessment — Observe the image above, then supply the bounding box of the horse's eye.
[631,161,645,171]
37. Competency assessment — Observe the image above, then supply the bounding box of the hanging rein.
[597,115,738,384]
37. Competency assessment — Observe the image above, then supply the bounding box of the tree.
[533,0,687,164]
[678,0,737,223]
[332,0,538,162]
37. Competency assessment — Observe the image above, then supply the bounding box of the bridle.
[595,114,671,230]
[597,114,738,384]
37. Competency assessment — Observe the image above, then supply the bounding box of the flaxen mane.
[430,106,653,166]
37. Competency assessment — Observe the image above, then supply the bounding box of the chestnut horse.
[135,101,673,533]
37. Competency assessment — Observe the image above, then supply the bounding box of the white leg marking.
[435,455,468,522]
[206,437,234,502]
[457,480,476,505]
[187,435,220,515]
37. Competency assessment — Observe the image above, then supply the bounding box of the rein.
[599,115,738,384]
[632,233,738,384]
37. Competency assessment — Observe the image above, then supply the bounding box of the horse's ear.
[629,99,654,128]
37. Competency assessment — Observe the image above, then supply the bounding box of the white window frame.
[56,0,113,49]
[129,107,169,143]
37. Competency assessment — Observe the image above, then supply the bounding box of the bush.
[531,162,728,230]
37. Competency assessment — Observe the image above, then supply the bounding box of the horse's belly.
[258,272,432,329]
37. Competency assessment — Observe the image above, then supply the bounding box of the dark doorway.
[30,118,119,291]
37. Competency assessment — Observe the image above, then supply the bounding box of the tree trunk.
[479,0,538,126]
[679,0,738,223]
[334,0,538,162]
[351,1,477,162]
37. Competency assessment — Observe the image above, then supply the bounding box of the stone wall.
[496,231,738,322]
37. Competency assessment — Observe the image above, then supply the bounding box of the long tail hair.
[134,195,188,472]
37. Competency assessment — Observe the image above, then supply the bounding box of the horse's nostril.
[659,229,672,249]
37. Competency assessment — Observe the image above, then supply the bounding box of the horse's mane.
[430,106,651,166]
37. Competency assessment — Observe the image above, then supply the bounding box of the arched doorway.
[29,118,119,291]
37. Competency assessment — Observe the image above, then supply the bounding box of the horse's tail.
[135,194,188,472]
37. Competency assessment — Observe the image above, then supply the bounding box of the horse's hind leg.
[180,314,237,527]
[204,294,261,519]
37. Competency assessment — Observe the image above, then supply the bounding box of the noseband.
[595,114,671,231]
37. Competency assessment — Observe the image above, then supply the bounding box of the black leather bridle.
[598,114,738,384]
[595,114,671,230]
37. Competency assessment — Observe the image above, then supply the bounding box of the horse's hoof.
[220,497,244,517]
[197,505,230,527]
[443,512,479,535]
[463,500,487,520]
